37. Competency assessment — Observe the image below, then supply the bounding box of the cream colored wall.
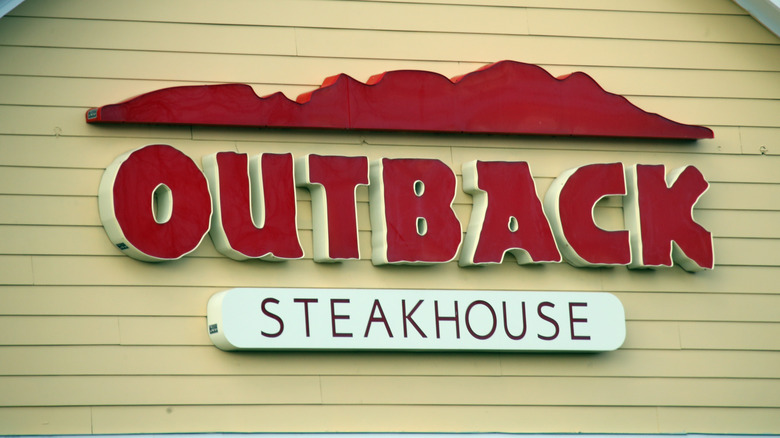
[0,0,779,434]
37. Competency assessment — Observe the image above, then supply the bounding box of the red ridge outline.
[86,60,713,140]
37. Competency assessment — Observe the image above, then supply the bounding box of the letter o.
[98,144,212,261]
[465,300,497,340]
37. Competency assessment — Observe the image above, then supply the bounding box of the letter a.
[460,160,560,265]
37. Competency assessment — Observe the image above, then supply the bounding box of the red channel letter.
[296,154,368,262]
[98,144,212,262]
[203,151,303,260]
[460,160,560,265]
[624,164,714,271]
[544,162,631,267]
[369,158,462,264]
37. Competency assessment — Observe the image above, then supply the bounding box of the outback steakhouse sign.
[89,61,715,352]
[98,146,713,271]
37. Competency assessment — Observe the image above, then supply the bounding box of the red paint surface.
[211,152,303,259]
[557,163,631,265]
[379,158,462,263]
[306,154,368,260]
[112,144,211,259]
[634,165,714,269]
[470,161,561,264]
[86,61,713,139]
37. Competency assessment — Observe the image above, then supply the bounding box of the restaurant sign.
[207,288,626,352]
[90,61,714,352]
[98,145,714,271]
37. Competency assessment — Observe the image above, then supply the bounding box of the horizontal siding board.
[6,1,531,36]
[0,195,99,226]
[0,375,323,406]
[0,166,102,196]
[704,182,780,211]
[628,96,780,128]
[0,104,192,138]
[680,321,780,351]
[0,405,764,435]
[526,8,779,44]
[501,349,780,379]
[88,404,663,434]
[740,127,780,155]
[698,210,780,239]
[89,404,780,435]
[0,407,92,435]
[0,345,505,377]
[0,17,298,55]
[0,316,120,345]
[656,406,780,434]
[318,375,780,407]
[713,238,780,266]
[598,265,780,294]
[359,1,749,15]
[617,292,780,323]
[2,345,778,378]
[0,136,218,169]
[0,286,219,317]
[621,321,679,349]
[0,255,33,285]
[0,375,777,407]
[86,405,780,434]
[319,375,780,407]
[294,29,780,71]
[118,316,210,346]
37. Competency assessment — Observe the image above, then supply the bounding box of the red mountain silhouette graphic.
[86,60,712,139]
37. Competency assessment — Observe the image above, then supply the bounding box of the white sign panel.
[207,288,626,352]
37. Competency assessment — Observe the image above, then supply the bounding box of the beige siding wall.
[0,0,779,434]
